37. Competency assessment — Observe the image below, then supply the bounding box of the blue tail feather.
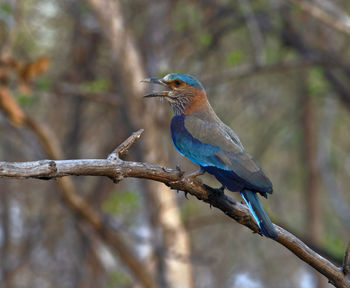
[241,189,278,238]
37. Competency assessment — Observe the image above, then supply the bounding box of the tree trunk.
[86,0,194,287]
[299,72,325,288]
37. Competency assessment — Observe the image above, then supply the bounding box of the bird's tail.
[240,189,278,238]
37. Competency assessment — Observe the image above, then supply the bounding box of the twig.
[55,83,120,107]
[343,241,350,275]
[202,58,335,84]
[287,0,350,37]
[107,129,144,160]
[238,0,265,66]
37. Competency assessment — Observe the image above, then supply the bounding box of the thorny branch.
[0,131,349,288]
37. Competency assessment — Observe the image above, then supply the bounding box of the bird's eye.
[174,80,181,86]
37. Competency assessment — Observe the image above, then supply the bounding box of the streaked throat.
[169,96,192,115]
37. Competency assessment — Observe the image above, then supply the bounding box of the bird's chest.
[170,115,192,156]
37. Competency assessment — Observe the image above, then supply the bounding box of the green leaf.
[80,79,111,93]
[174,18,186,32]
[102,190,139,215]
[0,3,12,15]
[264,35,281,63]
[322,233,345,259]
[181,200,198,220]
[199,32,212,47]
[105,271,131,288]
[226,50,245,66]
[36,77,52,91]
[173,1,201,32]
[308,68,329,96]
[15,93,36,106]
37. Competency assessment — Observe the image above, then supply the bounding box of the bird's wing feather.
[171,115,272,192]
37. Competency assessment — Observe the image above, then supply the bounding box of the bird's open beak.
[141,77,170,98]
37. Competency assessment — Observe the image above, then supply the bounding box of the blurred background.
[0,0,350,287]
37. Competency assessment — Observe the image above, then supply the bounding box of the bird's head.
[142,73,208,115]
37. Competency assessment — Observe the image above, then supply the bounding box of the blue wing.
[170,115,225,169]
[170,115,272,195]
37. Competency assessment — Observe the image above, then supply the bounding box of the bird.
[142,73,278,238]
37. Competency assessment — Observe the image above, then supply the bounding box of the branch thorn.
[176,165,185,178]
[107,129,144,161]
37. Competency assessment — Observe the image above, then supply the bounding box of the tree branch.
[202,58,336,84]
[343,241,350,275]
[287,0,350,37]
[55,83,120,107]
[0,139,349,287]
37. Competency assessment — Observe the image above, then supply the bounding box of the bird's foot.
[241,214,252,226]
[203,184,225,197]
[218,185,225,193]
[203,184,225,209]
[240,214,264,237]
[185,168,205,179]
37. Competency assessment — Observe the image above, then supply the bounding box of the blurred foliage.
[308,67,329,97]
[322,233,346,260]
[173,1,202,32]
[226,49,245,66]
[105,271,131,288]
[198,31,212,47]
[180,196,199,220]
[80,79,111,93]
[15,92,36,106]
[36,76,52,91]
[0,3,11,15]
[102,190,140,216]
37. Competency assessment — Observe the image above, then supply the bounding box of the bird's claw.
[219,186,225,193]
[203,185,225,209]
[241,215,263,237]
[252,230,264,237]
[255,230,264,237]
[203,184,225,196]
[203,184,225,208]
[242,215,251,225]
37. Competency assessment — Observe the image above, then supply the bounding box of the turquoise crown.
[164,73,203,89]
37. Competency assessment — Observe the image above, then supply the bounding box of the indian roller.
[142,73,278,238]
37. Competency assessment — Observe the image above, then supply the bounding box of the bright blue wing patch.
[170,115,229,170]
